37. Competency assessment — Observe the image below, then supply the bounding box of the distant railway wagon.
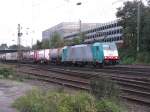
[22,51,30,60]
[44,49,50,62]
[0,53,6,61]
[5,52,18,61]
[49,48,62,64]
[34,49,50,64]
[21,51,35,63]
[0,42,119,67]
[34,50,45,63]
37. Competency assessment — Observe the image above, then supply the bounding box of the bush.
[0,67,14,78]
[118,48,136,64]
[13,89,96,112]
[13,89,124,112]
[13,89,55,112]
[96,99,123,112]
[90,76,120,100]
[57,92,96,112]
[118,48,150,64]
[121,56,135,64]
[136,52,150,64]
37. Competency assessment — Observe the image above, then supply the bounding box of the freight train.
[0,42,119,67]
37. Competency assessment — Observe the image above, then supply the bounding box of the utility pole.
[79,19,82,34]
[17,24,22,67]
[137,1,141,52]
[31,38,33,49]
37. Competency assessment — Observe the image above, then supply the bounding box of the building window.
[109,24,111,28]
[117,29,119,33]
[99,27,101,31]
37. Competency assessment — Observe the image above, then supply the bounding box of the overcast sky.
[0,0,137,46]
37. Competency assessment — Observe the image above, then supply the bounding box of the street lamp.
[17,24,22,67]
[76,2,82,6]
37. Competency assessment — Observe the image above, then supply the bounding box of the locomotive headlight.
[115,56,119,59]
[104,56,108,59]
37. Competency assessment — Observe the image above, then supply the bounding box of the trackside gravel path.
[0,79,33,112]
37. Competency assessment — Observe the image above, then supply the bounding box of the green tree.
[141,6,150,51]
[9,44,30,50]
[64,39,72,46]
[72,37,81,45]
[70,33,86,45]
[42,39,50,49]
[116,0,150,52]
[116,0,150,64]
[0,44,8,50]
[49,32,64,48]
[116,1,142,50]
[80,32,86,43]
[32,40,42,50]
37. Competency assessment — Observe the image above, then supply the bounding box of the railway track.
[52,65,150,78]
[15,64,150,106]
[19,67,90,90]
[3,62,150,76]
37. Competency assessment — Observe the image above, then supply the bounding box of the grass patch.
[0,65,25,81]
[13,89,125,112]
[96,99,123,112]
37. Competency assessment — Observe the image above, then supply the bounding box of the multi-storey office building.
[42,22,101,41]
[42,22,80,40]
[64,20,123,44]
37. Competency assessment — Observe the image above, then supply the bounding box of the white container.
[22,51,30,60]
[29,51,35,60]
[6,52,17,60]
[44,49,50,60]
[50,49,58,59]
[37,50,45,60]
